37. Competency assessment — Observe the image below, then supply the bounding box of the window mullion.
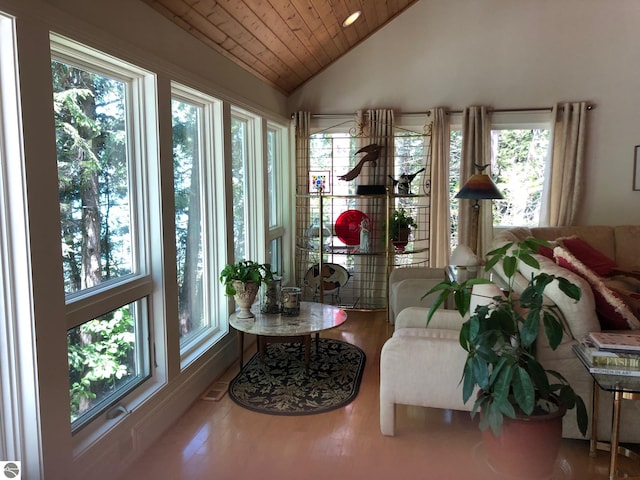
[64,276,153,330]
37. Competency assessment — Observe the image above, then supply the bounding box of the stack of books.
[574,332,640,377]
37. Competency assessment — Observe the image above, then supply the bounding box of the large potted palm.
[425,238,588,478]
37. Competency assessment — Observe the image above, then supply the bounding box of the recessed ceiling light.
[342,11,362,27]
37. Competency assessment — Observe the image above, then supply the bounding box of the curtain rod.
[294,104,595,119]
[447,104,596,115]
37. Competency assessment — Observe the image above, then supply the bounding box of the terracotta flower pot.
[482,402,566,479]
[233,280,259,319]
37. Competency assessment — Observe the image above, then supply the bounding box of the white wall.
[288,0,640,226]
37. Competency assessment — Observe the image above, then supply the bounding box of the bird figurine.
[388,167,425,195]
[338,143,382,181]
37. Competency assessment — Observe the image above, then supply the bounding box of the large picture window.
[449,112,552,249]
[52,37,155,431]
[172,84,226,361]
[172,95,206,346]
[490,128,550,227]
[231,115,249,262]
[266,124,286,275]
[230,107,269,266]
[229,108,282,283]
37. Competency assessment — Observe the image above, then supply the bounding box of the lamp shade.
[455,173,504,200]
[450,244,479,266]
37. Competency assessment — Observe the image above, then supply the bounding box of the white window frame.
[171,83,228,368]
[265,121,288,278]
[449,110,553,234]
[0,12,43,477]
[491,115,552,229]
[50,34,166,446]
[230,107,267,264]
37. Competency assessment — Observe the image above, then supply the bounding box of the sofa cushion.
[614,225,640,268]
[557,236,617,277]
[554,245,640,330]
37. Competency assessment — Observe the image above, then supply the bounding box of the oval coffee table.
[229,301,347,369]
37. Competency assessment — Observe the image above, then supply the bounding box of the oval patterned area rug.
[228,338,366,415]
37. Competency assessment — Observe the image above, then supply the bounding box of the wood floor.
[120,310,640,479]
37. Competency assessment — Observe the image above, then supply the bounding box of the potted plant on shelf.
[386,208,417,251]
[219,260,275,319]
[424,238,588,478]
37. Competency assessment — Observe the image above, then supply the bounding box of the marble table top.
[229,301,347,337]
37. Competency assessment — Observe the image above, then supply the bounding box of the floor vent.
[201,381,228,402]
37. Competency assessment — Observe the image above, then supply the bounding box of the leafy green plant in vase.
[260,267,282,314]
[386,208,417,251]
[220,260,274,319]
[424,238,588,478]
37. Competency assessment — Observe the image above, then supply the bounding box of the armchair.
[387,267,445,324]
[379,284,498,436]
[380,307,470,436]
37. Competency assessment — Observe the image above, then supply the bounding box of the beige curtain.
[428,107,451,267]
[460,106,493,256]
[357,109,394,305]
[541,102,588,226]
[355,109,394,185]
[293,112,311,289]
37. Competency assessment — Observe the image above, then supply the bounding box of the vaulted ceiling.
[141,0,419,94]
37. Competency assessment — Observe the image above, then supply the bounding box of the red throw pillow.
[554,246,640,330]
[536,244,555,260]
[559,236,617,277]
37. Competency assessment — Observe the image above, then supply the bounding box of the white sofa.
[380,225,640,442]
[490,225,640,441]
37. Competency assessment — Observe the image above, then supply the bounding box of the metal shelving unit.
[295,125,432,311]
[295,190,430,310]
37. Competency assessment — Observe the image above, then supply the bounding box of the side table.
[574,345,640,479]
[445,265,480,283]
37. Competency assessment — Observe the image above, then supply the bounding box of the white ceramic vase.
[233,280,259,319]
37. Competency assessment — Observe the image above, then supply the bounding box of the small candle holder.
[281,287,301,316]
[261,276,282,314]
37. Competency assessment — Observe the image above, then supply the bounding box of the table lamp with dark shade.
[455,165,504,254]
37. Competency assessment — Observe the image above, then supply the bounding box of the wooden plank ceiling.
[141,0,419,94]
